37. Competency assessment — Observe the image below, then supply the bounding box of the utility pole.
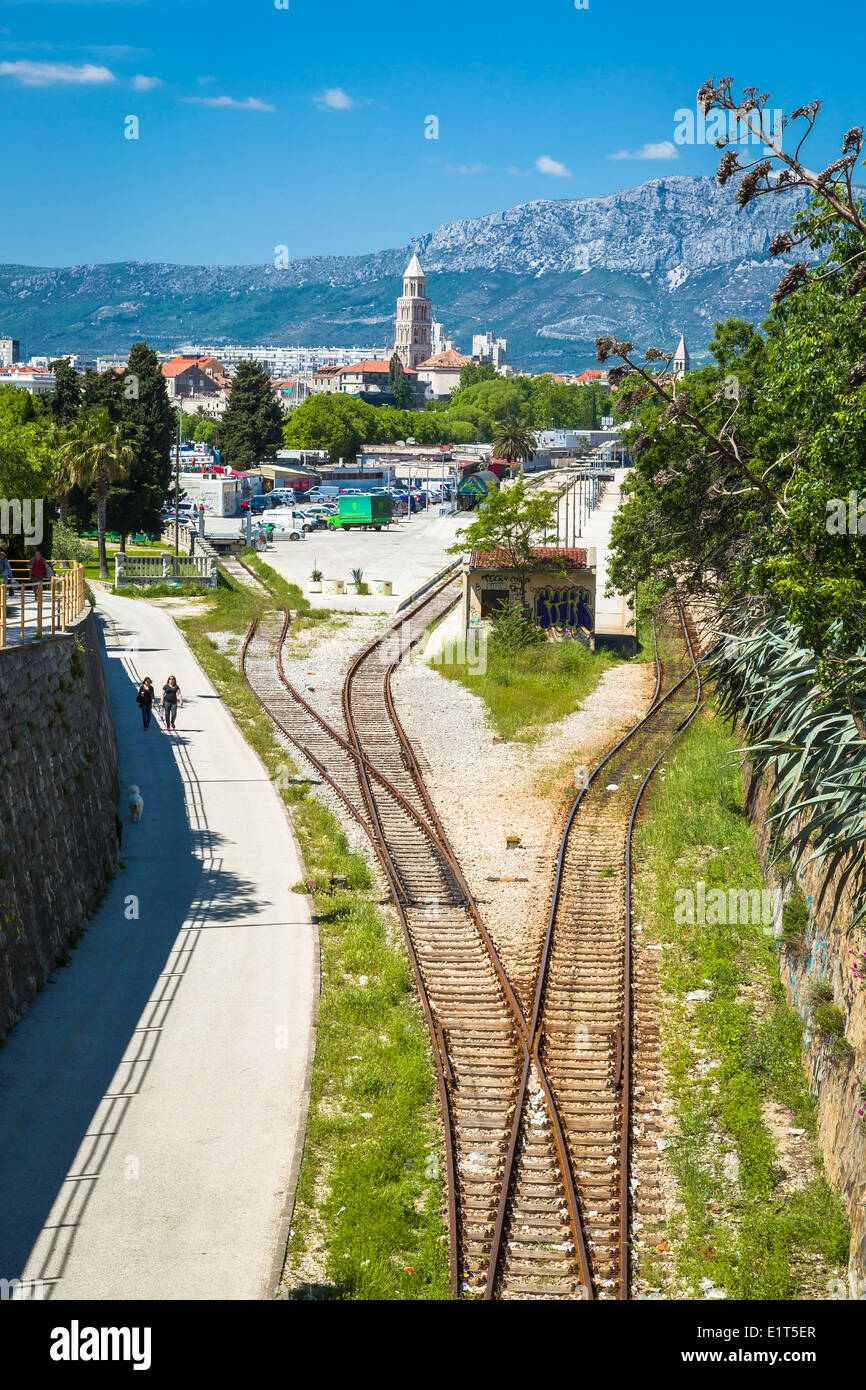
[174,391,183,556]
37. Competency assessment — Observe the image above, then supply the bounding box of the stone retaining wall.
[0,607,120,1041]
[746,768,866,1292]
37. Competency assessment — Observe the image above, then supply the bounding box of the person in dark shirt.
[136,677,155,730]
[160,675,183,732]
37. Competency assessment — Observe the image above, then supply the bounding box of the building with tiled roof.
[464,545,597,639]
[161,355,221,398]
[311,359,417,398]
[416,347,472,399]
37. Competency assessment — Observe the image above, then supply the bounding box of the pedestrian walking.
[160,675,183,732]
[136,676,156,730]
[29,550,54,583]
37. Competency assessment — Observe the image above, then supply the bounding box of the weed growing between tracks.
[175,561,450,1300]
[438,637,618,741]
[632,708,849,1299]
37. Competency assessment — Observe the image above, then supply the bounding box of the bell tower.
[395,251,432,369]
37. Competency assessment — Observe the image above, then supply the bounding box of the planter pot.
[372,579,393,596]
[323,578,345,594]
[309,581,323,593]
[345,583,361,595]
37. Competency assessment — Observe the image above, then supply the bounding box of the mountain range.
[0,176,816,371]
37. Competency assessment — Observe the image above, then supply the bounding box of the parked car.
[249,515,306,542]
[246,495,277,514]
[161,502,197,523]
[268,488,296,506]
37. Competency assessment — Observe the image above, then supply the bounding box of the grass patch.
[173,561,449,1300]
[437,636,619,741]
[83,537,170,581]
[632,705,849,1299]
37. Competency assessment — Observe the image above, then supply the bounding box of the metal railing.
[0,562,86,649]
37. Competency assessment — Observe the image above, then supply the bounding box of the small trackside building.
[464,546,598,642]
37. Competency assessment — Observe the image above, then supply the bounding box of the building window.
[480,589,510,620]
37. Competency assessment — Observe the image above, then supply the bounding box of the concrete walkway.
[0,594,317,1300]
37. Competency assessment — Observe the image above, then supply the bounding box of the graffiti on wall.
[534,585,594,637]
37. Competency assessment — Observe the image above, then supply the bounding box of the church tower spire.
[395,251,432,369]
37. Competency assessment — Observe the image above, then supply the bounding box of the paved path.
[0,594,317,1300]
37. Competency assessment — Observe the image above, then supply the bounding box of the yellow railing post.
[1,583,6,649]
[20,583,25,641]
[50,577,57,634]
[36,582,43,637]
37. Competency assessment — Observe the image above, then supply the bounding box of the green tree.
[388,353,414,410]
[604,76,866,720]
[0,385,52,559]
[220,360,284,468]
[450,473,559,611]
[283,393,376,461]
[492,422,537,470]
[459,362,498,390]
[47,358,82,426]
[107,341,175,546]
[61,408,137,579]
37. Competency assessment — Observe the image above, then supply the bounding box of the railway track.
[483,605,702,1300]
[236,562,536,1295]
[233,551,703,1300]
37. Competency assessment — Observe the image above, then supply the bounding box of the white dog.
[128,785,144,823]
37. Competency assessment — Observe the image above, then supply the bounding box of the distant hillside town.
[0,253,642,417]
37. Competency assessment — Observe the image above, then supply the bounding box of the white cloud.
[0,60,115,87]
[536,154,572,178]
[315,87,354,111]
[608,140,679,161]
[131,74,161,91]
[197,75,217,86]
[183,94,275,112]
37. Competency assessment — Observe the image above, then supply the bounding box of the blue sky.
[1,0,865,266]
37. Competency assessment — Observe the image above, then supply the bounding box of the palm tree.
[61,409,137,579]
[492,422,537,474]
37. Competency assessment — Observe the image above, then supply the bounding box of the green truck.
[326,493,393,531]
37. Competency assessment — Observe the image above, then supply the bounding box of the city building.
[162,356,221,398]
[0,337,20,367]
[180,343,387,376]
[394,253,432,370]
[415,347,471,398]
[96,355,129,373]
[472,331,508,369]
[309,359,417,398]
[432,320,455,356]
[272,376,314,410]
[0,366,55,394]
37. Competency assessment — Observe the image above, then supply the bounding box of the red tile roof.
[336,359,418,376]
[162,357,204,378]
[416,349,471,369]
[471,546,590,570]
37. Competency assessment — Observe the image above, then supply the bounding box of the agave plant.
[710,610,866,926]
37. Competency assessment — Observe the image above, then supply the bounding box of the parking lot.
[206,504,467,610]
